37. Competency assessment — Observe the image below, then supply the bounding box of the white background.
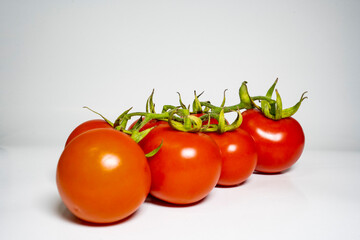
[1,0,359,150]
[1,0,360,239]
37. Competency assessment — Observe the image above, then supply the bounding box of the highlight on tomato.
[57,128,151,223]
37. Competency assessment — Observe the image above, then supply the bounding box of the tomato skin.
[240,109,305,173]
[207,129,257,186]
[139,125,222,205]
[57,128,151,223]
[65,119,113,146]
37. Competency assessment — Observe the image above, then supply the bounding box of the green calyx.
[83,78,307,160]
[113,107,133,132]
[81,78,307,160]
[168,108,202,132]
[252,78,308,120]
[144,140,163,158]
[146,89,156,114]
[212,108,243,134]
[167,107,242,134]
[192,91,205,114]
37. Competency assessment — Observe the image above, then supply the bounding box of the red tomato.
[57,128,151,223]
[65,119,113,146]
[207,128,257,186]
[240,109,305,173]
[139,125,222,205]
[128,118,167,131]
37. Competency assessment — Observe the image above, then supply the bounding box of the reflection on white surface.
[101,154,121,170]
[256,128,283,142]
[181,148,196,159]
[1,147,360,240]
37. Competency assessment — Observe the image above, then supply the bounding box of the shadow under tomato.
[215,179,249,188]
[145,194,208,208]
[55,198,139,226]
[253,166,293,175]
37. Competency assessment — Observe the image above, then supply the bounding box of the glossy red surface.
[207,128,257,186]
[240,109,305,173]
[57,129,151,223]
[139,125,222,204]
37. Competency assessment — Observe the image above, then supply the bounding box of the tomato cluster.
[56,80,307,224]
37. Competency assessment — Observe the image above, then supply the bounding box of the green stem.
[126,111,169,119]
[255,78,308,120]
[198,81,256,113]
[252,96,276,104]
[83,106,114,127]
[199,101,248,113]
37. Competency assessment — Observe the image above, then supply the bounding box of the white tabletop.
[1,146,359,240]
